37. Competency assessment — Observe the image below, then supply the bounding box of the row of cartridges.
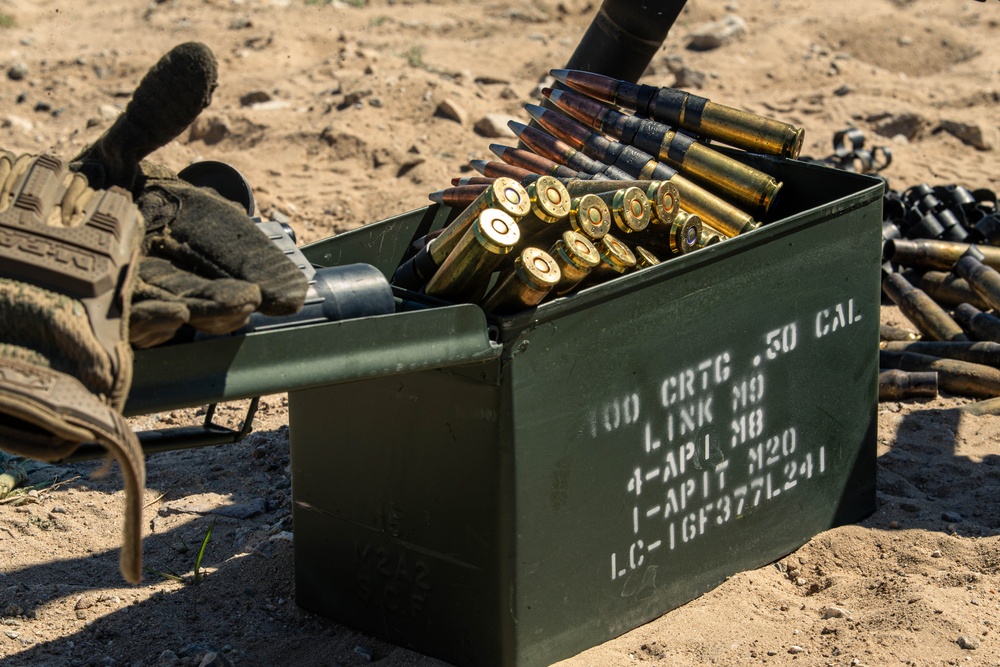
[392,69,805,314]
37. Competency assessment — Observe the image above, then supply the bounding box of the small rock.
[788,645,806,654]
[795,577,807,586]
[898,35,913,46]
[873,112,926,141]
[4,630,18,640]
[833,84,853,97]
[474,114,517,138]
[7,63,28,81]
[2,114,34,133]
[942,511,963,523]
[937,120,996,151]
[475,75,510,85]
[50,506,67,514]
[99,104,120,120]
[75,596,94,610]
[434,98,468,124]
[368,97,382,108]
[888,520,901,529]
[239,90,271,107]
[686,14,747,51]
[931,549,942,558]
[353,645,373,662]
[957,635,980,650]
[157,649,178,665]
[33,101,51,113]
[188,115,231,145]
[74,610,86,620]
[767,650,777,656]
[663,55,706,88]
[822,606,851,619]
[3,604,23,617]
[198,651,234,667]
[338,89,372,110]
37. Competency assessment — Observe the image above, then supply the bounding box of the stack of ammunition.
[879,180,1000,413]
[393,69,804,316]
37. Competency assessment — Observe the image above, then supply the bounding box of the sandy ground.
[1,0,1000,666]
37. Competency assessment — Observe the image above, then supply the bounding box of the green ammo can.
[288,154,883,666]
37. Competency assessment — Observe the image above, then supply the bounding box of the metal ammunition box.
[126,154,882,667]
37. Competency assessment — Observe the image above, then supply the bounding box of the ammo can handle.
[564,0,688,82]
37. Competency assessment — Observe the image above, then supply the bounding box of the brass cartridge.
[492,144,580,180]
[543,87,783,212]
[878,369,938,401]
[568,194,612,241]
[510,121,633,179]
[591,233,637,280]
[548,230,602,295]
[471,159,539,183]
[886,238,1000,272]
[430,177,531,265]
[586,186,651,235]
[954,303,1000,342]
[882,273,968,342]
[917,271,990,310]
[424,208,520,303]
[879,324,921,342]
[671,174,758,237]
[879,350,1000,398]
[647,180,680,227]
[954,254,1000,312]
[516,176,573,239]
[699,227,724,248]
[550,68,804,159]
[481,246,561,314]
[634,246,661,269]
[880,340,1000,368]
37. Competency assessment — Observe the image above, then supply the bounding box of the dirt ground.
[2,0,1000,666]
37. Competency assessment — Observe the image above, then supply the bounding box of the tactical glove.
[0,150,146,583]
[73,41,308,348]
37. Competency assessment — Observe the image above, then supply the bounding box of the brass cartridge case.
[954,254,1000,312]
[548,230,601,296]
[550,69,804,158]
[481,246,561,314]
[647,180,680,227]
[917,271,989,310]
[671,173,758,238]
[430,177,530,265]
[954,303,1000,343]
[591,233,637,280]
[516,176,573,239]
[880,340,1000,368]
[879,350,1000,398]
[543,87,783,212]
[879,324,921,342]
[956,396,1000,416]
[878,369,938,401]
[882,273,968,342]
[568,194,612,241]
[586,187,651,235]
[424,208,521,303]
[634,246,661,269]
[886,238,1000,272]
[699,227,724,248]
[640,208,702,257]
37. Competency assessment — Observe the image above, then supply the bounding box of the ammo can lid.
[570,194,612,240]
[529,175,573,223]
[474,208,521,254]
[489,177,533,219]
[514,247,562,291]
[612,186,652,234]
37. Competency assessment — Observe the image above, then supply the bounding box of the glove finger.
[138,178,306,316]
[134,255,262,336]
[71,42,218,191]
[0,359,144,583]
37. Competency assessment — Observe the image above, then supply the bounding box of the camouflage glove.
[0,150,146,583]
[73,41,308,348]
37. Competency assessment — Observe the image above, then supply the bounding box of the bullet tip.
[489,144,508,159]
[549,69,570,83]
[428,190,444,204]
[507,119,528,136]
[523,103,546,122]
[469,159,490,175]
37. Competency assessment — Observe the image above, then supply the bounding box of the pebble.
[353,645,374,661]
[99,104,120,120]
[474,113,516,138]
[157,650,179,664]
[957,635,980,650]
[931,549,942,558]
[339,89,372,110]
[4,630,18,639]
[434,98,467,124]
[188,115,231,144]
[942,511,963,523]
[239,90,271,107]
[6,63,28,81]
[822,606,851,619]
[788,645,805,654]
[686,14,747,51]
